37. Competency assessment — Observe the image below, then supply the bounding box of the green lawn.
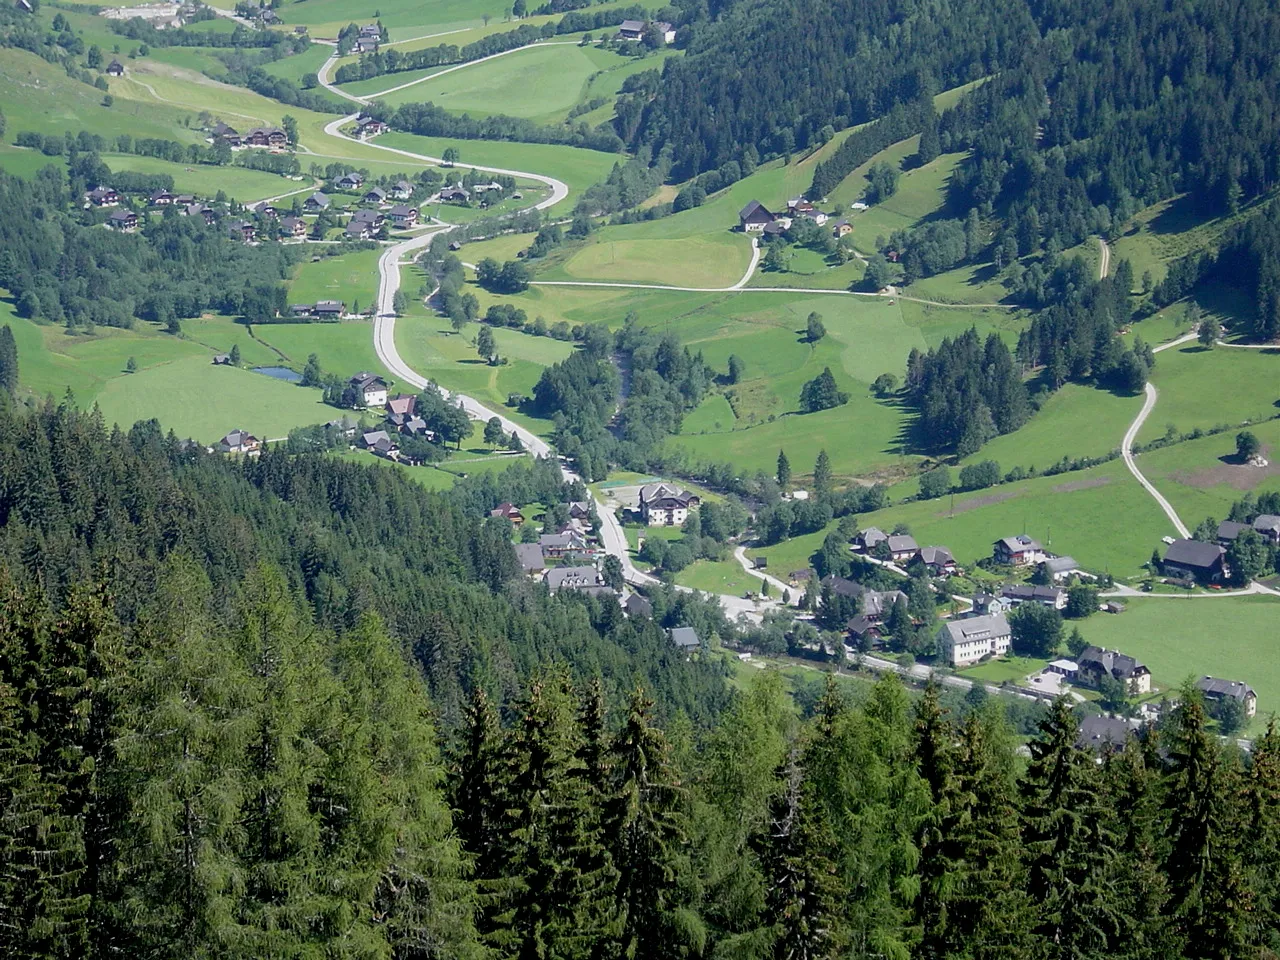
[746,458,1177,580]
[959,655,1053,687]
[93,354,335,441]
[103,153,298,203]
[1074,596,1280,735]
[1137,341,1280,444]
[250,320,388,383]
[289,248,384,311]
[675,558,761,597]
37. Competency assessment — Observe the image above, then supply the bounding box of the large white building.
[938,613,1012,666]
[638,483,700,526]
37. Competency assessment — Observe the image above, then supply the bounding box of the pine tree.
[1162,685,1252,958]
[756,752,847,959]
[1245,721,1280,951]
[606,688,690,960]
[912,682,958,956]
[0,324,18,395]
[776,449,791,490]
[1020,698,1116,959]
[812,449,832,500]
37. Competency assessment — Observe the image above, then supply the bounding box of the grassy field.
[103,153,298,202]
[675,558,761,597]
[289,248,384,310]
[1134,417,1280,529]
[259,43,335,88]
[830,144,965,244]
[746,458,1176,580]
[1074,595,1280,735]
[251,320,388,382]
[93,354,334,441]
[377,132,618,211]
[1137,341,1280,445]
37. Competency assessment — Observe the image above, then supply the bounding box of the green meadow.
[1074,595,1280,735]
[289,248,384,311]
[104,153,298,202]
[1137,341,1280,444]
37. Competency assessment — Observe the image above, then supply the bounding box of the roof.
[108,209,134,222]
[513,543,545,572]
[306,192,329,206]
[394,179,414,191]
[639,482,694,506]
[388,204,415,216]
[886,534,918,553]
[845,615,879,637]
[1163,538,1225,569]
[1076,715,1134,752]
[351,209,381,223]
[1078,646,1148,680]
[221,429,255,446]
[345,222,370,237]
[942,613,1011,644]
[1197,676,1256,701]
[624,593,653,618]
[996,534,1042,553]
[1254,514,1280,534]
[619,18,645,31]
[1001,584,1065,602]
[546,565,608,593]
[361,429,390,446]
[738,200,774,223]
[540,530,587,550]
[1042,555,1080,574]
[863,589,907,618]
[364,187,386,198]
[1048,658,1079,671]
[1216,520,1250,542]
[314,299,344,312]
[386,395,415,416]
[350,372,388,390]
[669,626,700,649]
[821,575,864,598]
[918,545,954,565]
[858,527,888,545]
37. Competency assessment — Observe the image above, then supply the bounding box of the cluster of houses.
[739,198,852,241]
[352,23,382,54]
[303,176,421,238]
[350,380,449,462]
[289,300,346,320]
[89,185,232,233]
[208,122,289,150]
[1155,516,1280,584]
[617,19,676,42]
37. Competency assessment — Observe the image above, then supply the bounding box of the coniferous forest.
[3,401,1280,958]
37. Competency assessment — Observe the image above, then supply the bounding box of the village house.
[335,172,365,191]
[638,482,700,526]
[185,203,216,224]
[173,194,194,205]
[355,37,379,53]
[514,543,546,576]
[1000,584,1067,610]
[624,593,653,618]
[243,126,287,148]
[304,192,330,212]
[1216,520,1251,546]
[358,22,380,36]
[210,121,239,146]
[993,534,1048,566]
[356,117,389,140]
[1076,715,1135,753]
[349,372,389,408]
[385,394,415,419]
[617,18,645,39]
[259,204,281,219]
[937,612,1012,667]
[970,592,1013,617]
[363,186,387,204]
[226,220,254,243]
[345,221,372,240]
[106,59,125,76]
[437,185,470,203]
[212,353,232,365]
[1196,676,1258,717]
[845,615,881,647]
[351,208,384,229]
[280,216,307,239]
[391,179,414,200]
[86,186,120,206]
[546,564,612,596]
[313,300,344,319]
[293,24,307,33]
[1077,646,1152,695]
[540,529,591,561]
[107,209,138,232]
[654,21,676,42]
[149,189,174,206]
[566,501,593,522]
[217,429,260,454]
[388,204,418,227]
[820,576,905,622]
[915,545,957,576]
[1221,515,1280,546]
[490,502,525,525]
[669,626,701,652]
[1040,555,1084,581]
[885,534,919,562]
[1254,515,1280,544]
[1162,538,1227,583]
[832,218,853,238]
[854,527,888,552]
[738,200,776,233]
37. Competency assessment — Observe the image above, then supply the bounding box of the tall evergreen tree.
[1245,721,1280,952]
[776,449,791,491]
[0,324,17,396]
[812,449,832,501]
[1162,686,1252,958]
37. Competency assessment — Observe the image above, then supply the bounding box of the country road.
[315,97,771,620]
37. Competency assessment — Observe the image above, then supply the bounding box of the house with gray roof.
[1216,520,1251,546]
[304,192,330,212]
[1162,538,1227,582]
[624,593,653,619]
[938,613,1011,666]
[545,564,613,596]
[1078,646,1152,695]
[1254,515,1280,544]
[1076,715,1135,754]
[669,626,701,651]
[1041,555,1083,581]
[639,482,699,526]
[1000,584,1067,610]
[1197,676,1257,717]
[854,527,888,551]
[916,545,957,575]
[993,534,1047,566]
[514,543,546,575]
[738,200,775,233]
[885,534,919,561]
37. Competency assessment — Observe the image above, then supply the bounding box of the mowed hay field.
[103,154,300,203]
[289,249,384,311]
[1136,342,1280,444]
[1074,595,1280,735]
[746,457,1177,579]
[1134,417,1280,528]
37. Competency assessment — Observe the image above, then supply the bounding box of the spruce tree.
[756,752,847,959]
[1162,685,1252,958]
[606,688,689,959]
[812,449,832,500]
[0,324,17,395]
[1245,720,1280,951]
[776,449,791,490]
[1020,698,1116,959]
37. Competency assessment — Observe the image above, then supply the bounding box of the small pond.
[252,366,303,383]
